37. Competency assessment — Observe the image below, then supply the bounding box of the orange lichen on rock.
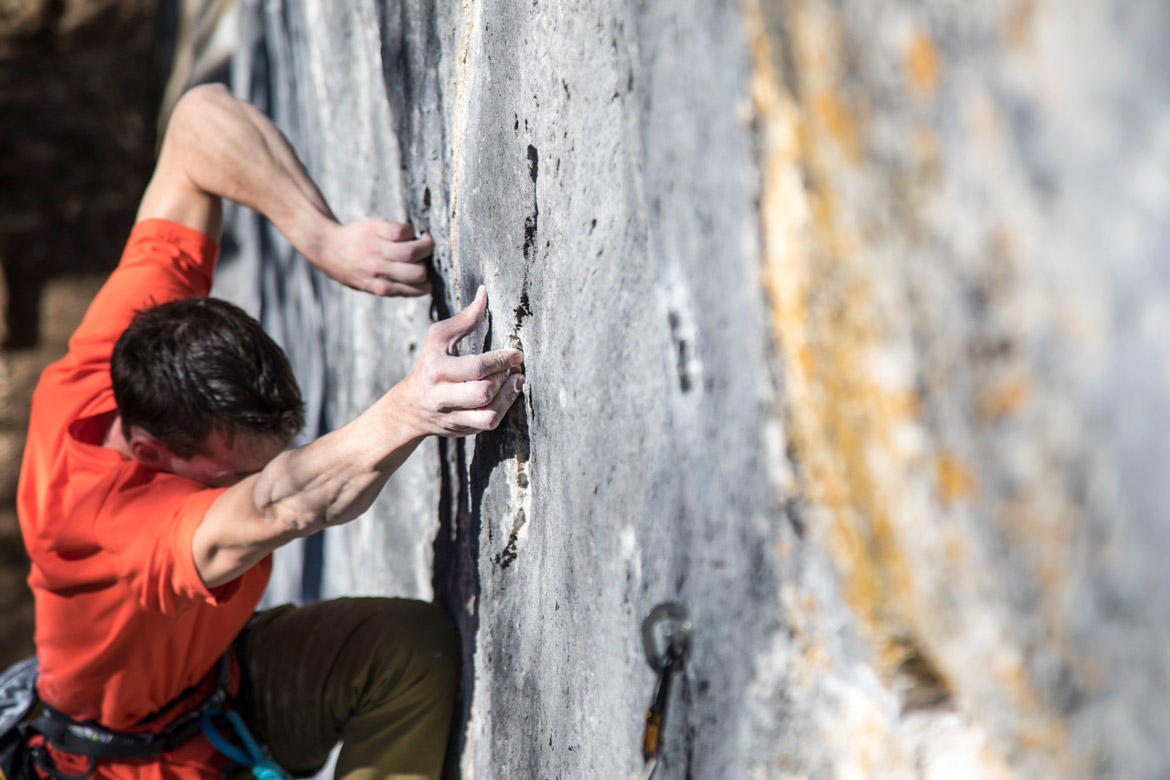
[812,89,863,163]
[745,0,926,694]
[936,453,979,504]
[1001,0,1041,51]
[978,375,1032,420]
[745,0,1073,771]
[944,532,967,566]
[906,27,942,98]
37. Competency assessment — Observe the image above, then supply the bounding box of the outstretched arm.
[192,288,525,588]
[138,83,432,296]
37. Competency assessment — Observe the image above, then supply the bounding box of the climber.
[13,83,523,780]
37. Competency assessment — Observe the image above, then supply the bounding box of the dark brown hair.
[111,296,305,458]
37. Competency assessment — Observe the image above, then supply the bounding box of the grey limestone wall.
[217,0,1170,777]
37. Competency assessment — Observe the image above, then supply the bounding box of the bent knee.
[355,599,461,690]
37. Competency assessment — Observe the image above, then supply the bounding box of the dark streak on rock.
[526,144,539,184]
[492,509,525,569]
[668,310,694,393]
[523,145,540,262]
[784,496,805,539]
[515,287,533,322]
[481,308,494,356]
[467,296,532,574]
[523,215,539,262]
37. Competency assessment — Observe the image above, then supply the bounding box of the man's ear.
[126,427,169,466]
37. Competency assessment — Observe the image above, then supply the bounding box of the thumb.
[434,286,487,348]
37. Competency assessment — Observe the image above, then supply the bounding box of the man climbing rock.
[15,83,523,780]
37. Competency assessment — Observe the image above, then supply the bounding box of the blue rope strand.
[200,709,291,780]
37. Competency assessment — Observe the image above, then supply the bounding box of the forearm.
[194,385,424,588]
[252,391,423,535]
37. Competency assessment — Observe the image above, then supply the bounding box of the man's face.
[166,429,290,488]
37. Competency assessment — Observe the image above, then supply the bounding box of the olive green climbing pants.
[234,598,460,780]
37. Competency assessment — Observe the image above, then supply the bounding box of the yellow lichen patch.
[905,27,942,98]
[936,453,978,504]
[788,5,866,167]
[811,89,862,163]
[745,0,925,690]
[804,641,832,670]
[745,0,1073,770]
[739,0,905,682]
[1001,0,1042,51]
[977,375,1032,420]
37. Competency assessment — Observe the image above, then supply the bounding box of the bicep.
[193,475,291,588]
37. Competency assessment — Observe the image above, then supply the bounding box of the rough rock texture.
[219,0,1170,777]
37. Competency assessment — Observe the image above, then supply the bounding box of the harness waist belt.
[27,652,232,773]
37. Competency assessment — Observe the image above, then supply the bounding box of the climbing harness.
[26,652,233,780]
[199,709,290,780]
[637,603,692,780]
[0,652,246,780]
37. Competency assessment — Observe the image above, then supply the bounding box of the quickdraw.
[638,602,692,780]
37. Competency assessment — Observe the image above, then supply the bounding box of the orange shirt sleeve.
[94,471,241,614]
[67,219,219,371]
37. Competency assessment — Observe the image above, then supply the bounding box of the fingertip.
[465,286,487,314]
[505,372,525,397]
[410,237,435,263]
